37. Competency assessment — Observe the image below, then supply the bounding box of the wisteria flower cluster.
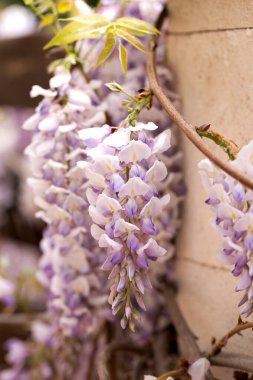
[0,0,186,378]
[199,140,253,318]
[78,121,171,329]
[24,68,109,337]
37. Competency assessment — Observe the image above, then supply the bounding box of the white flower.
[188,358,210,380]
[119,140,151,163]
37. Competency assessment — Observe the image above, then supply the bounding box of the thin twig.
[210,352,253,373]
[209,320,253,357]
[146,31,253,190]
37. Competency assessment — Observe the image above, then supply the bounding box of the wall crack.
[169,26,253,36]
[177,256,230,272]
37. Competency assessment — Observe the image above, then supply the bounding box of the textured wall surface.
[167,0,253,378]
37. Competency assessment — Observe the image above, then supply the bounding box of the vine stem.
[146,28,253,190]
[209,352,253,373]
[209,320,253,357]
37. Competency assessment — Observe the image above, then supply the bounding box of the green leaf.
[44,21,106,48]
[95,33,116,67]
[62,14,108,25]
[105,82,124,92]
[114,28,146,52]
[115,17,159,36]
[119,43,128,75]
[57,0,72,14]
[39,13,55,28]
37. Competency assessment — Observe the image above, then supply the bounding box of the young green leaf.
[105,82,124,92]
[39,13,55,28]
[62,14,108,25]
[119,43,128,75]
[114,28,146,52]
[57,0,72,14]
[95,33,116,68]
[44,21,106,48]
[115,17,159,36]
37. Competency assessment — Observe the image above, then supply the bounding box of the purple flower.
[199,145,253,318]
[79,122,170,330]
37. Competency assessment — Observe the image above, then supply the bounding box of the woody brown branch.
[146,32,253,190]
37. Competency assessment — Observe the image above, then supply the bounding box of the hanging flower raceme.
[78,121,171,330]
[23,68,109,338]
[199,140,253,319]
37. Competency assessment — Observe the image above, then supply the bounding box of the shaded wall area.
[167,0,253,378]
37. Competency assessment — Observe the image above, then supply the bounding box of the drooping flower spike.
[24,68,109,338]
[78,121,171,330]
[199,140,253,319]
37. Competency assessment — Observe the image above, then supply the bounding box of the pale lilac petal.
[86,188,98,206]
[38,116,59,132]
[103,129,130,148]
[30,85,56,98]
[137,254,149,269]
[245,232,253,249]
[58,123,77,133]
[68,89,91,106]
[88,205,109,225]
[90,224,104,240]
[111,251,124,265]
[188,358,210,380]
[96,193,122,215]
[78,125,110,146]
[119,140,151,164]
[236,269,251,291]
[22,113,40,130]
[235,213,253,232]
[110,174,125,192]
[85,169,106,190]
[114,218,139,237]
[49,72,71,88]
[128,122,158,132]
[152,130,171,153]
[119,177,150,198]
[127,234,139,252]
[145,161,168,182]
[138,239,166,260]
[92,154,120,175]
[140,197,165,218]
[99,234,123,250]
[142,218,156,235]
[217,203,242,220]
[124,198,138,218]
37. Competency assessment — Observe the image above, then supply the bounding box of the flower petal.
[119,140,151,164]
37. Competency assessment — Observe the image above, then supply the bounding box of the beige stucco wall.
[167,0,253,378]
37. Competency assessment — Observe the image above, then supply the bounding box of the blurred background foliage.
[1,0,101,8]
